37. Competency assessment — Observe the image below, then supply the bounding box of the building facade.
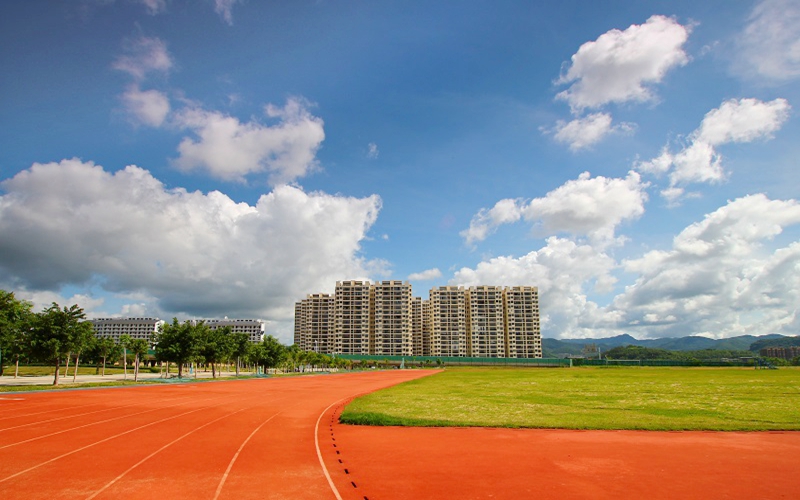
[293,293,333,352]
[372,280,413,356]
[430,286,468,357]
[203,318,265,344]
[294,282,542,359]
[90,317,164,342]
[334,280,372,355]
[505,286,541,358]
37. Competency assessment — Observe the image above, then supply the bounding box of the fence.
[335,354,571,368]
[572,358,760,367]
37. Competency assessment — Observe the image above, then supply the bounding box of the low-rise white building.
[90,317,164,342]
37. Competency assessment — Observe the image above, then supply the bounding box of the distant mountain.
[542,333,789,357]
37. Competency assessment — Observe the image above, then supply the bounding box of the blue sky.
[1,0,798,342]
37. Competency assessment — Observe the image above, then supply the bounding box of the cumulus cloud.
[0,159,382,340]
[172,97,326,184]
[112,36,172,81]
[214,0,242,25]
[121,85,170,127]
[612,194,800,337]
[551,113,635,151]
[737,0,800,82]
[452,237,620,337]
[461,198,523,246]
[462,171,648,247]
[408,268,443,281]
[454,194,800,339]
[637,98,791,202]
[556,15,690,111]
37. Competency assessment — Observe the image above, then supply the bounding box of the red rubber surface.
[3,371,798,499]
[0,371,432,499]
[324,405,800,500]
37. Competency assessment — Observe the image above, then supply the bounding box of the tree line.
[0,290,348,386]
[603,345,800,366]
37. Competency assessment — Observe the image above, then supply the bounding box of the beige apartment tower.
[295,281,541,359]
[467,285,507,357]
[372,280,413,356]
[430,286,467,356]
[411,296,423,356]
[293,293,333,352]
[334,280,372,355]
[504,286,541,358]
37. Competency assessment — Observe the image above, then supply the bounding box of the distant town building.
[201,318,265,343]
[294,282,542,359]
[90,317,164,342]
[761,346,800,360]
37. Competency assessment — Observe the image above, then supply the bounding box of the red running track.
[2,370,798,499]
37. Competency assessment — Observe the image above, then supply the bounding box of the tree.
[92,336,122,377]
[128,338,150,382]
[253,335,287,373]
[0,290,34,378]
[29,303,94,386]
[198,326,235,378]
[230,332,251,376]
[154,319,202,378]
[119,334,133,380]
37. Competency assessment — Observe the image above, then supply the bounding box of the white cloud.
[121,85,170,127]
[454,194,800,339]
[696,98,791,145]
[556,15,690,111]
[613,194,800,337]
[551,113,634,151]
[452,237,620,337]
[112,36,172,81]
[524,171,648,245]
[172,97,326,185]
[214,0,242,25]
[138,0,167,15]
[462,171,648,247]
[637,98,791,201]
[738,0,800,82]
[408,268,442,281]
[0,159,382,341]
[461,198,523,246]
[367,142,379,159]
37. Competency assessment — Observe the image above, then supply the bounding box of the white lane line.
[315,397,347,500]
[212,410,284,500]
[86,407,249,500]
[0,395,195,451]
[0,398,160,433]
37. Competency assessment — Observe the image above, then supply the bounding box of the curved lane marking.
[316,397,347,500]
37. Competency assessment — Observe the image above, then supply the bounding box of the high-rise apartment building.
[411,296,423,356]
[421,299,432,356]
[334,280,372,355]
[430,286,467,357]
[467,285,507,357]
[505,286,541,358]
[372,280,412,356]
[293,293,334,352]
[294,282,542,359]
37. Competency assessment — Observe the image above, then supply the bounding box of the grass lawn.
[340,367,800,431]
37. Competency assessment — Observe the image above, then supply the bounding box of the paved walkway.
[0,370,251,386]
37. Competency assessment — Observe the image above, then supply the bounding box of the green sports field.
[340,367,800,431]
